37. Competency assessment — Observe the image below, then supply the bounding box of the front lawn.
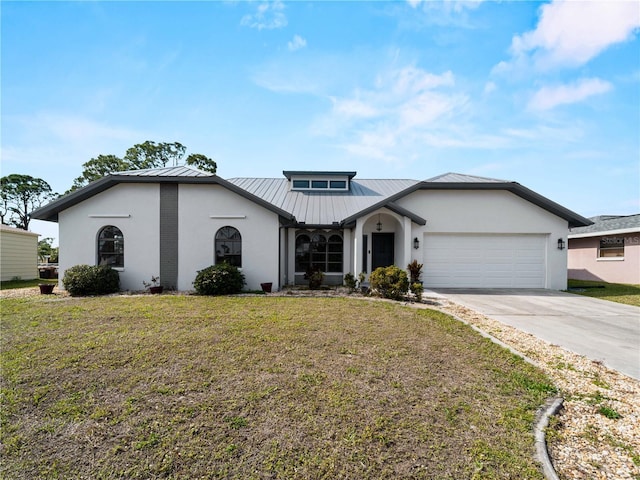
[1,295,555,479]
[567,279,640,307]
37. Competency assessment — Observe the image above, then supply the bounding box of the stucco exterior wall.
[58,183,160,291]
[397,190,569,290]
[177,184,281,291]
[0,225,39,281]
[568,235,640,284]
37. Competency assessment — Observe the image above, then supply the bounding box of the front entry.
[372,233,394,270]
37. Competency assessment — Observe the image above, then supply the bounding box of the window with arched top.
[97,225,124,268]
[295,232,343,273]
[215,226,242,267]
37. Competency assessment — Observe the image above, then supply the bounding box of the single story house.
[31,166,591,292]
[568,214,640,284]
[0,224,39,282]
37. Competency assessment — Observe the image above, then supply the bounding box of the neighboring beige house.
[31,166,591,292]
[0,224,39,281]
[568,214,640,284]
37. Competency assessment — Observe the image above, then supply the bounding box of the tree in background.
[69,141,216,192]
[185,153,217,174]
[38,237,59,263]
[0,174,55,230]
[70,154,129,191]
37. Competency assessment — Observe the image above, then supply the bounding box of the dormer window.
[284,171,356,192]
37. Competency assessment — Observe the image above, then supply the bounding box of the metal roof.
[569,214,640,238]
[30,166,592,228]
[117,165,215,177]
[227,177,418,226]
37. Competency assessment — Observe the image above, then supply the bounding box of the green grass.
[1,295,554,479]
[0,278,57,290]
[567,279,640,307]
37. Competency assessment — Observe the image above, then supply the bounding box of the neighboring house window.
[216,226,242,267]
[295,232,343,272]
[599,236,624,258]
[97,225,124,268]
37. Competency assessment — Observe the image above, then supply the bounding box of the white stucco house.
[31,166,591,292]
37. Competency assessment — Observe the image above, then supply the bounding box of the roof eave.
[30,174,296,223]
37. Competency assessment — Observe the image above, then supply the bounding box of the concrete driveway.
[430,289,640,380]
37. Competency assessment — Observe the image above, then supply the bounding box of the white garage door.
[423,234,547,288]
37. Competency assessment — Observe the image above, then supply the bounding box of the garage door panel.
[423,234,546,288]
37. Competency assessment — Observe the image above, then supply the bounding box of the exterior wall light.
[376,214,383,232]
[414,237,420,249]
[557,238,566,250]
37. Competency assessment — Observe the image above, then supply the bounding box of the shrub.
[407,260,423,284]
[344,273,357,291]
[411,282,424,302]
[63,264,120,296]
[304,266,324,290]
[369,266,409,300]
[193,263,245,295]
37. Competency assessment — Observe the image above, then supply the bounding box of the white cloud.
[287,34,307,52]
[483,81,496,95]
[240,1,287,30]
[510,0,640,70]
[528,78,613,111]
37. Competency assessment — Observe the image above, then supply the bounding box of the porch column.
[403,216,412,272]
[342,228,352,275]
[353,219,364,276]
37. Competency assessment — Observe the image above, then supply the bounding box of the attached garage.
[423,233,547,288]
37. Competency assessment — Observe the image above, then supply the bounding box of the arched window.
[215,226,242,267]
[97,226,124,268]
[295,232,343,272]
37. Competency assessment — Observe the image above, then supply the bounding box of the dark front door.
[372,233,394,270]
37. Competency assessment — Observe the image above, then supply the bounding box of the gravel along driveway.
[428,289,639,480]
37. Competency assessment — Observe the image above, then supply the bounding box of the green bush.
[193,263,245,295]
[344,273,357,291]
[411,282,424,302]
[62,264,120,296]
[369,266,409,300]
[304,265,324,290]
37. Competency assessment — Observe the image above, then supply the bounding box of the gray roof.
[117,165,215,177]
[31,166,592,228]
[569,214,640,237]
[227,177,419,226]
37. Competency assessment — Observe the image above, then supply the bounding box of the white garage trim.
[423,233,547,288]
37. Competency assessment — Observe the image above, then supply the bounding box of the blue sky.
[2,1,639,244]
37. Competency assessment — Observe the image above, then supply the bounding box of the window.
[292,180,309,189]
[330,180,346,189]
[599,237,624,258]
[97,226,124,268]
[295,232,343,272]
[216,226,242,267]
[311,180,328,189]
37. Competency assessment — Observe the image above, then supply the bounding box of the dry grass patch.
[1,296,554,479]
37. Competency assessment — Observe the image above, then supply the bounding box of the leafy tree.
[0,174,55,230]
[38,237,59,263]
[70,154,129,191]
[185,153,217,174]
[68,141,214,192]
[124,141,186,169]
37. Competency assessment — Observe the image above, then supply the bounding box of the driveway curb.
[534,397,564,480]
